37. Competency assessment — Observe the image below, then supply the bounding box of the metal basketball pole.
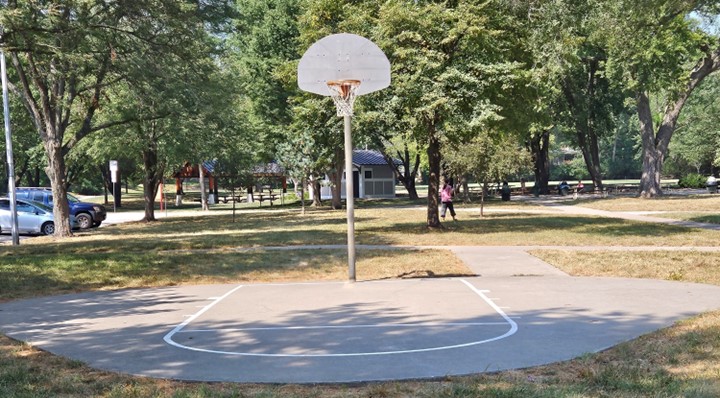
[1,47,20,246]
[343,114,356,281]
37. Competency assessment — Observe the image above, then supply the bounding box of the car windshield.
[66,193,80,204]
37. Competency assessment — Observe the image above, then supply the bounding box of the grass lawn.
[1,199,720,397]
[574,193,720,212]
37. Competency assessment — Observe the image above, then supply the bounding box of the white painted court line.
[163,285,244,349]
[163,279,518,357]
[177,322,510,333]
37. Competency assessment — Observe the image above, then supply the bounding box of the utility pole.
[1,27,20,245]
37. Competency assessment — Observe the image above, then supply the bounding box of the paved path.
[1,244,719,383]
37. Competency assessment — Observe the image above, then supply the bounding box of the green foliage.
[550,157,589,181]
[445,133,532,185]
[671,74,720,175]
[596,1,712,94]
[600,111,642,179]
[678,173,707,188]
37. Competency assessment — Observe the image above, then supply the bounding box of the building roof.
[353,149,398,166]
[252,162,285,176]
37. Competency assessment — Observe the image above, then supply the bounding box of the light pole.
[1,30,20,245]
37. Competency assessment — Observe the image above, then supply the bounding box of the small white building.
[318,150,398,199]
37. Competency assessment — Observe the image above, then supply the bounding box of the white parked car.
[0,198,76,235]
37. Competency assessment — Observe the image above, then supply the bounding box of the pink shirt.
[441,185,453,202]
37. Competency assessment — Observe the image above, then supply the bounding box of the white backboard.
[298,33,390,97]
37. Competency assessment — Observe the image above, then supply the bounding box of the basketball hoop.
[327,79,361,117]
[297,33,391,282]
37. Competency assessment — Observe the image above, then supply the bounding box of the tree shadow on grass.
[0,248,470,301]
[688,215,720,225]
[357,214,695,246]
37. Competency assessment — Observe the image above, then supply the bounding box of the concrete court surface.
[2,246,720,383]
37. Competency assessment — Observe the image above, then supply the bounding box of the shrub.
[677,173,707,188]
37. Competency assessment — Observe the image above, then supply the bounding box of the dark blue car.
[15,187,107,230]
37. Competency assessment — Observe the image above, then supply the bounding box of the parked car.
[0,198,77,235]
[15,187,106,230]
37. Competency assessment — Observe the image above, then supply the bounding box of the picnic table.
[218,194,245,204]
[256,192,279,206]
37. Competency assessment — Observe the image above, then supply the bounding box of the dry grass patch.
[531,250,720,285]
[575,194,720,212]
[0,248,470,301]
[10,206,720,252]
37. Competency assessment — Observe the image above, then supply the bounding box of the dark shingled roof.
[353,149,398,166]
[252,162,285,175]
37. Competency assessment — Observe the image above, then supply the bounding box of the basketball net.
[327,79,360,117]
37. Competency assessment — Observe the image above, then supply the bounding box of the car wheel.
[76,213,93,229]
[41,222,55,235]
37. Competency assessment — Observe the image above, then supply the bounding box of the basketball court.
[2,258,719,383]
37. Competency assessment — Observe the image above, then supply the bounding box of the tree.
[595,1,720,197]
[357,98,424,200]
[276,129,321,214]
[520,0,629,193]
[671,74,720,175]
[380,139,422,200]
[230,0,301,164]
[374,0,518,228]
[445,134,531,216]
[0,0,232,235]
[529,127,553,194]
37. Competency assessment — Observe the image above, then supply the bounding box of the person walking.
[501,181,511,201]
[440,181,457,221]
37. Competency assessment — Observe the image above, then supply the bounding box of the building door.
[353,171,360,198]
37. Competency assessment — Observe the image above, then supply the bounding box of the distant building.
[317,149,398,199]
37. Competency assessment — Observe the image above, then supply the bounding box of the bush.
[72,179,104,195]
[677,173,707,188]
[551,157,589,181]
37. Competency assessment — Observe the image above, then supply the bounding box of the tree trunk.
[427,132,442,228]
[562,71,604,192]
[329,147,344,210]
[582,132,605,192]
[637,91,664,197]
[142,142,162,222]
[311,178,322,207]
[480,184,485,217]
[300,177,306,215]
[1,161,7,193]
[461,177,470,203]
[44,140,72,236]
[199,163,209,211]
[530,129,551,194]
[382,144,420,200]
[99,164,111,205]
[577,130,604,192]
